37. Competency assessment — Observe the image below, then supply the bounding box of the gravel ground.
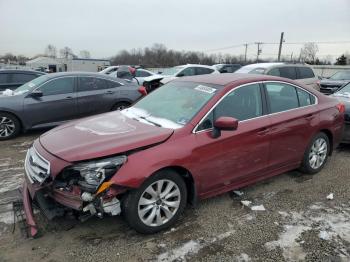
[0,131,350,262]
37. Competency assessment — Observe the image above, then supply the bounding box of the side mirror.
[30,89,43,98]
[177,73,185,77]
[212,116,238,138]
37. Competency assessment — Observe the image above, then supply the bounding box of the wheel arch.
[149,166,198,206]
[0,110,23,131]
[110,99,133,111]
[319,129,333,155]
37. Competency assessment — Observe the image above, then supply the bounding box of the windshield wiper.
[139,116,161,127]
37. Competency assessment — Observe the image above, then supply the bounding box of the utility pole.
[277,32,285,61]
[244,43,248,63]
[255,42,262,63]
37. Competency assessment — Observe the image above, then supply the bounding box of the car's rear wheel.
[0,113,20,140]
[122,170,187,234]
[300,132,330,174]
[112,102,130,111]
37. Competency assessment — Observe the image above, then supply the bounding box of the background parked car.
[109,68,158,85]
[0,72,142,140]
[0,69,45,91]
[99,66,119,74]
[143,64,219,93]
[331,81,350,143]
[320,70,350,95]
[236,63,320,90]
[213,64,241,73]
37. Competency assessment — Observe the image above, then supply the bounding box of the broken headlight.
[71,155,127,193]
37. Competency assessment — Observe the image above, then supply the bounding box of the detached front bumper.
[22,181,38,238]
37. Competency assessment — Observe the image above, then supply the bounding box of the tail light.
[336,103,345,113]
[138,86,148,96]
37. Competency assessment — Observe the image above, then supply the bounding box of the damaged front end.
[22,145,128,237]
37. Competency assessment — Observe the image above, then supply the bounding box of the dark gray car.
[0,69,45,91]
[320,70,350,95]
[0,72,142,140]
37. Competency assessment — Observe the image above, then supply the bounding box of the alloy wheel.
[0,116,15,138]
[309,137,328,169]
[138,179,181,227]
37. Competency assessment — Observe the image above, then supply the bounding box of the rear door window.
[39,77,75,96]
[195,67,214,75]
[78,77,114,91]
[265,82,299,113]
[11,73,37,83]
[0,74,8,83]
[179,67,196,77]
[297,88,316,107]
[278,67,297,80]
[297,67,315,79]
[267,68,280,77]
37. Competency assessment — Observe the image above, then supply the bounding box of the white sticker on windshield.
[28,83,35,88]
[194,85,216,94]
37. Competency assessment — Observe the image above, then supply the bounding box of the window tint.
[179,67,196,76]
[0,74,7,83]
[135,70,151,77]
[39,77,74,96]
[265,83,299,113]
[278,67,297,79]
[78,77,113,91]
[267,68,280,77]
[196,67,214,75]
[197,84,262,130]
[297,88,316,106]
[11,73,36,83]
[297,67,315,79]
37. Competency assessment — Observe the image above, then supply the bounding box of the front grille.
[25,146,50,184]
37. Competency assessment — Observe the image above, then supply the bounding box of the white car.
[99,66,119,75]
[142,64,220,91]
[236,63,320,90]
[108,68,159,85]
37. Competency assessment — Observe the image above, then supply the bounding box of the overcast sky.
[1,0,349,61]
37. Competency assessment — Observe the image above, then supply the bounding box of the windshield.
[160,66,185,76]
[122,81,220,129]
[334,83,350,97]
[329,71,350,80]
[14,75,50,93]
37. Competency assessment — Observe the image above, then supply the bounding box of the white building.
[25,56,110,72]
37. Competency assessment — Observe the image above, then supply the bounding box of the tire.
[122,170,187,234]
[0,112,21,140]
[112,102,130,111]
[299,132,330,174]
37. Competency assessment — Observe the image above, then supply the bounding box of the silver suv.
[236,63,320,90]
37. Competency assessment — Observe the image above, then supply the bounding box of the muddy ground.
[0,131,350,262]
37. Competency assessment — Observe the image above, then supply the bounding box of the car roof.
[173,73,296,86]
[240,62,312,70]
[0,69,45,74]
[41,71,116,80]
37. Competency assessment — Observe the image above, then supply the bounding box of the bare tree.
[59,46,75,59]
[45,44,57,58]
[299,43,319,64]
[79,50,91,59]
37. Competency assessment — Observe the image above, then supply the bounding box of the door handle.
[106,90,115,94]
[305,114,315,120]
[257,127,270,136]
[65,96,73,99]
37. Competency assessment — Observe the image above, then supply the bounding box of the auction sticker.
[194,85,216,94]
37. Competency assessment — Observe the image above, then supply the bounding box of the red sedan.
[22,73,344,236]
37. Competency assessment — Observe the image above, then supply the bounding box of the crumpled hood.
[39,111,174,162]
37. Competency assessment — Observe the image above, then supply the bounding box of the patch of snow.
[319,231,331,240]
[251,205,266,211]
[241,200,252,207]
[236,253,251,262]
[326,193,334,200]
[233,190,244,197]
[157,240,202,262]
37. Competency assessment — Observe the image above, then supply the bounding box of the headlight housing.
[70,155,127,193]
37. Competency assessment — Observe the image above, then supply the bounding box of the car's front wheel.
[300,132,330,174]
[0,113,21,140]
[122,170,187,234]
